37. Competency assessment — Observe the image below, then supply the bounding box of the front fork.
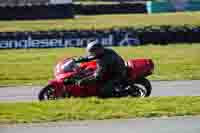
[48,79,67,98]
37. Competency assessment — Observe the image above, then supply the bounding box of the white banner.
[50,0,72,4]
[0,33,140,49]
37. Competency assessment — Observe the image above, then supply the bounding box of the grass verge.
[0,12,200,32]
[0,44,200,86]
[0,97,200,124]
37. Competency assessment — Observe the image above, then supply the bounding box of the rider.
[74,40,127,98]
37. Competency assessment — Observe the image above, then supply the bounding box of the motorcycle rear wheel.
[128,78,152,97]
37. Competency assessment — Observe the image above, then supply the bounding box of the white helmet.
[86,40,103,56]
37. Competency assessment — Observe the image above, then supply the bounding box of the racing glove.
[76,76,97,87]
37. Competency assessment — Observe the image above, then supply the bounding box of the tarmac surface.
[0,80,200,102]
[1,116,200,133]
[0,80,200,133]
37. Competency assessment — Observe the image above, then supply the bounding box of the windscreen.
[54,59,79,76]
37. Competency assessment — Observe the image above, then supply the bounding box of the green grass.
[0,97,200,124]
[0,12,200,32]
[0,44,200,86]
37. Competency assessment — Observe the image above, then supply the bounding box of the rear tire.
[128,78,152,97]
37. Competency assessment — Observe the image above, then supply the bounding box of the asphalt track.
[0,80,200,133]
[0,80,200,102]
[1,116,200,133]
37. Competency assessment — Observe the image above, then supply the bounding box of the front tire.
[38,85,56,101]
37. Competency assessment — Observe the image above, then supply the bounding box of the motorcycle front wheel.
[38,85,57,101]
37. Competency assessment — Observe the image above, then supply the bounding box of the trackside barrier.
[0,4,74,20]
[74,3,147,15]
[0,26,200,49]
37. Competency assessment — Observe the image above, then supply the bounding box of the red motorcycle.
[38,57,154,101]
